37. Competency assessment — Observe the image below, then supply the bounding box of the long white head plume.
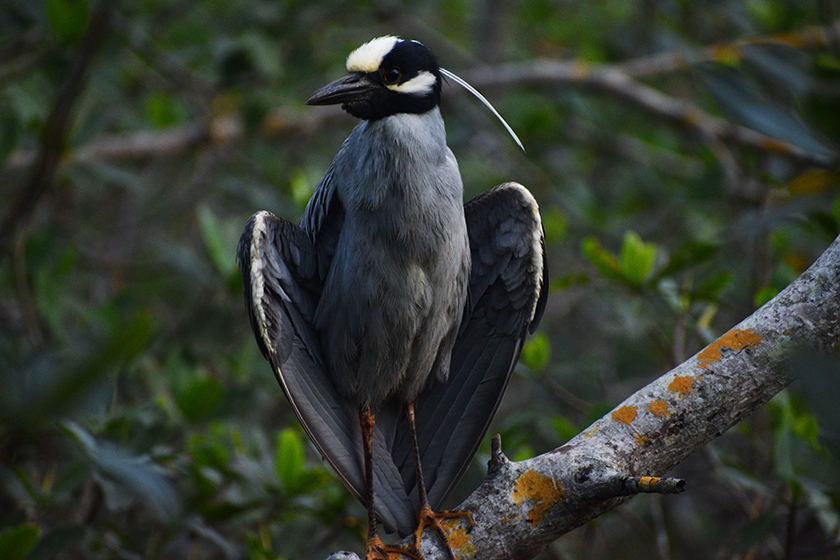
[440,67,525,152]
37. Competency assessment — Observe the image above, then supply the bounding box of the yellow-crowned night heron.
[238,36,547,559]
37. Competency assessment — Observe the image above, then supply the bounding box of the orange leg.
[405,402,474,560]
[360,407,421,560]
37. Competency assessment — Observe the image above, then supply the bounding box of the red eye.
[383,68,402,84]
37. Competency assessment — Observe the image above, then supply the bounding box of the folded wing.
[237,211,414,531]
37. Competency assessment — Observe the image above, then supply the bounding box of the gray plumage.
[237,36,547,538]
[306,108,470,408]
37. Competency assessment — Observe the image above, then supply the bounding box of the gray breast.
[313,109,471,410]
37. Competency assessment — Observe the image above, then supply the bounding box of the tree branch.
[460,58,836,168]
[614,20,840,79]
[328,232,840,559]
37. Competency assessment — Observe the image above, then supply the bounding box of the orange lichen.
[444,524,476,556]
[612,406,637,425]
[638,476,660,491]
[634,434,649,447]
[668,375,694,398]
[698,328,762,369]
[584,426,600,438]
[512,470,563,527]
[646,400,668,417]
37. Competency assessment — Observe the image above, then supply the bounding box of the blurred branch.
[329,232,840,559]
[461,56,837,169]
[3,110,334,168]
[0,0,118,255]
[614,20,840,79]
[6,22,838,178]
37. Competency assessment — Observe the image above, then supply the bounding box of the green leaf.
[582,233,656,287]
[197,204,237,278]
[276,428,305,495]
[144,91,187,129]
[188,435,231,472]
[754,286,778,308]
[245,530,275,560]
[176,377,226,422]
[550,272,588,291]
[693,270,732,302]
[552,416,578,444]
[521,332,551,372]
[541,206,568,244]
[0,523,39,560]
[581,236,623,282]
[46,0,91,45]
[656,241,719,280]
[291,170,313,209]
[63,421,182,523]
[619,231,656,286]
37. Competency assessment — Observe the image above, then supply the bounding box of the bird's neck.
[364,107,447,161]
[339,107,453,211]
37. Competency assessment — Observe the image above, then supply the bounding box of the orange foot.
[365,534,421,560]
[412,508,474,560]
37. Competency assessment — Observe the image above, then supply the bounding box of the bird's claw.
[412,508,473,560]
[364,534,421,560]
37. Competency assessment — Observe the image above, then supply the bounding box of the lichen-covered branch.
[327,233,840,559]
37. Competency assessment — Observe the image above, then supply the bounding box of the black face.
[305,39,442,121]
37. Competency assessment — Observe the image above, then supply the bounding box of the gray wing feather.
[237,211,415,534]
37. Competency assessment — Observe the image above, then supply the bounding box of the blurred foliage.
[1,0,840,558]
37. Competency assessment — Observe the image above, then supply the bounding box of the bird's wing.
[392,182,548,511]
[237,210,416,535]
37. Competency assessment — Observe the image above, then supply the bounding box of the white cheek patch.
[346,36,400,73]
[387,71,437,96]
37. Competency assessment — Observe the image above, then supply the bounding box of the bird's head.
[305,36,441,121]
[306,36,525,150]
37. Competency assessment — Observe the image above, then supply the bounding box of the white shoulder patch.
[503,182,545,322]
[249,210,273,352]
[346,36,401,73]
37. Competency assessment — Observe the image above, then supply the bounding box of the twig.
[3,110,335,169]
